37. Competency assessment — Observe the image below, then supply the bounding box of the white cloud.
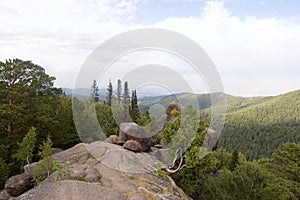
[0,0,299,96]
[0,0,139,88]
[153,1,300,96]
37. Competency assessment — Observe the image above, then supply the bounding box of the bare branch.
[161,148,190,174]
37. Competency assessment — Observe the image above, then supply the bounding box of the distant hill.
[139,90,300,160]
[62,88,106,102]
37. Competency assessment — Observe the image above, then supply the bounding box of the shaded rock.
[5,174,32,197]
[153,144,164,149]
[166,102,181,121]
[0,189,13,200]
[149,148,170,165]
[206,128,218,151]
[51,148,63,154]
[123,140,142,152]
[119,123,152,152]
[24,162,39,180]
[105,135,124,145]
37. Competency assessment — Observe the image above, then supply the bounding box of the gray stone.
[119,123,152,152]
[51,148,63,154]
[84,168,100,183]
[24,162,39,180]
[149,148,170,165]
[15,141,190,200]
[0,189,13,200]
[16,180,126,200]
[105,135,125,145]
[123,140,142,152]
[5,174,32,197]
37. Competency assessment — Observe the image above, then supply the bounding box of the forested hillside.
[140,90,300,160]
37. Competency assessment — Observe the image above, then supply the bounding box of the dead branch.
[161,148,190,174]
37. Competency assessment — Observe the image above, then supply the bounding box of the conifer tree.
[116,79,122,104]
[130,90,140,123]
[106,80,113,106]
[13,127,37,169]
[90,80,99,102]
[122,81,130,105]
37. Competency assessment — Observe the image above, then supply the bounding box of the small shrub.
[156,162,167,177]
[0,158,9,189]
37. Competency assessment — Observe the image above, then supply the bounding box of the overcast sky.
[1,0,300,96]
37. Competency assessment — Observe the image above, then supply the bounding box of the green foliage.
[122,81,130,105]
[159,106,216,194]
[0,58,56,136]
[137,111,151,127]
[33,135,53,184]
[130,90,140,123]
[33,135,71,184]
[96,103,119,137]
[106,81,113,106]
[229,148,240,171]
[156,162,167,177]
[197,162,299,200]
[272,143,300,182]
[170,109,180,117]
[91,80,99,102]
[116,79,122,104]
[0,58,79,178]
[13,127,37,170]
[52,160,72,181]
[0,158,9,189]
[140,90,300,160]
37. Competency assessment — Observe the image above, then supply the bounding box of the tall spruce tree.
[120,81,131,122]
[122,81,130,105]
[116,79,122,104]
[130,90,140,123]
[106,80,113,106]
[90,80,99,102]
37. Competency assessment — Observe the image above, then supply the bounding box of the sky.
[0,0,300,96]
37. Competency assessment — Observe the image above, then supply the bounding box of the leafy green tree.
[130,90,140,123]
[0,59,55,136]
[91,80,99,102]
[13,127,37,170]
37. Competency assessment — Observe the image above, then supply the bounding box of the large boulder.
[16,141,190,200]
[119,123,152,152]
[16,180,127,200]
[5,173,32,197]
